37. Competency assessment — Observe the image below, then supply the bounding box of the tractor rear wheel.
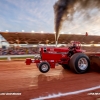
[62,64,70,69]
[69,53,90,74]
[38,62,50,73]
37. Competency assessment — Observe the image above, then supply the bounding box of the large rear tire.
[38,62,50,73]
[69,53,90,74]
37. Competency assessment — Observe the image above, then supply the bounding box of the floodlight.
[6,30,9,32]
[31,30,35,33]
[41,31,44,33]
[22,30,24,32]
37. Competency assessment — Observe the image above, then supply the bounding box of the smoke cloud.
[54,0,100,42]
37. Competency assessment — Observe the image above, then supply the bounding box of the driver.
[67,41,76,57]
[69,41,76,49]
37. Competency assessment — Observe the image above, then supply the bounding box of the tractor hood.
[40,47,69,53]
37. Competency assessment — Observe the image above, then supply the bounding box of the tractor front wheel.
[69,53,90,74]
[38,62,50,73]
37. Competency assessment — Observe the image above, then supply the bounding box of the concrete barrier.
[0,54,39,61]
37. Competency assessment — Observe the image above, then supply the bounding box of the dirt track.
[0,60,100,100]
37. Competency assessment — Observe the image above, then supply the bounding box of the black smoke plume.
[54,0,100,42]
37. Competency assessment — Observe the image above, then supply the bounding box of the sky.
[0,0,100,35]
[61,7,100,35]
[0,0,57,32]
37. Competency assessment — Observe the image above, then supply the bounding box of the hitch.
[25,58,32,65]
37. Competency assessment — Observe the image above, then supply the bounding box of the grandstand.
[0,32,100,44]
[0,31,100,55]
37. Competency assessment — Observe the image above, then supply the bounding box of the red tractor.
[25,41,90,74]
